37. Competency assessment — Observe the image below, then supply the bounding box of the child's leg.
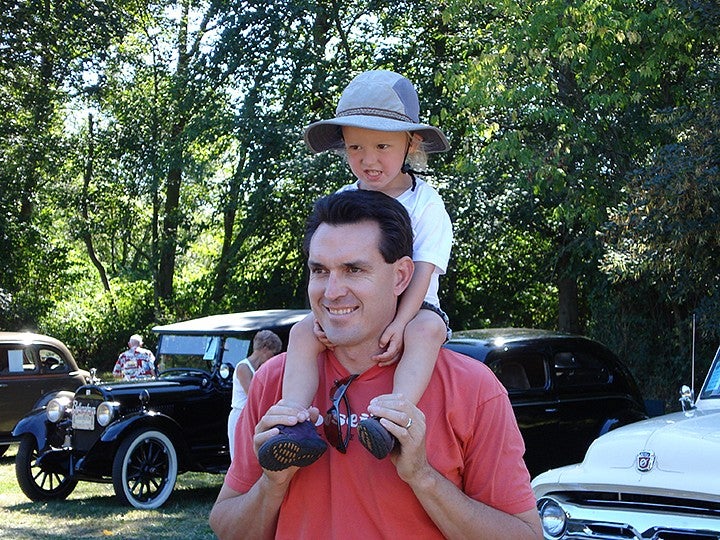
[358,308,448,460]
[392,309,448,405]
[258,313,328,471]
[281,313,325,408]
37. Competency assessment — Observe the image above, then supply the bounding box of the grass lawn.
[0,444,223,539]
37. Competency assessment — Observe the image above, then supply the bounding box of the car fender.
[32,390,75,410]
[100,411,190,463]
[11,408,51,448]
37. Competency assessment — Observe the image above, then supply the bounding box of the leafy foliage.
[0,1,718,405]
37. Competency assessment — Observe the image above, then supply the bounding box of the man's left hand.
[367,394,431,484]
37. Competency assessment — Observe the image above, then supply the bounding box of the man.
[112,334,156,380]
[228,329,283,460]
[210,190,542,539]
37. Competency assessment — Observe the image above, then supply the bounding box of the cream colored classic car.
[532,345,720,539]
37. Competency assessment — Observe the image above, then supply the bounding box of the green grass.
[0,445,222,539]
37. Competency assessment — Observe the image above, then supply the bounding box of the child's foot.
[358,416,397,459]
[257,420,328,471]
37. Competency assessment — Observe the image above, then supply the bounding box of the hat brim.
[304,116,450,154]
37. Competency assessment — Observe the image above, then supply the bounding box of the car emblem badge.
[636,451,655,472]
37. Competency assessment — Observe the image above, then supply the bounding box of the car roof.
[445,328,600,362]
[152,309,311,336]
[0,331,71,349]
[449,327,577,344]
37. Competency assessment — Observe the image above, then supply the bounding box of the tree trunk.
[558,274,580,334]
[157,162,181,304]
[155,0,190,310]
[80,113,113,296]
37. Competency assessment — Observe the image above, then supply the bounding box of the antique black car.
[444,328,649,477]
[12,309,308,509]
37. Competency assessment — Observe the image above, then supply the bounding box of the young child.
[258,70,452,470]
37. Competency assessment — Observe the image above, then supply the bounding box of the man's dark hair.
[303,190,413,263]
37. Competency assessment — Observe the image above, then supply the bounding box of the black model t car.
[12,309,308,509]
[444,328,648,477]
[1,332,91,457]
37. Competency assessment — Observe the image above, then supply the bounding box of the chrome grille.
[566,491,720,517]
[71,394,103,451]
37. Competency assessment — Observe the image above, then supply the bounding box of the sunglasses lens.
[323,374,358,453]
[323,408,344,450]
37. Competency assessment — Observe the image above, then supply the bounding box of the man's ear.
[393,256,414,295]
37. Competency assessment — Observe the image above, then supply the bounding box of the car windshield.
[157,335,251,371]
[699,345,720,400]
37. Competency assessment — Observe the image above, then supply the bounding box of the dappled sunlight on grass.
[0,445,223,539]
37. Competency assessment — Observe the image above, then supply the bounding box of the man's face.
[307,220,408,350]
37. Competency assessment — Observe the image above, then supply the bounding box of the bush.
[39,278,156,372]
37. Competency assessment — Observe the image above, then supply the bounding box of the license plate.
[72,406,96,430]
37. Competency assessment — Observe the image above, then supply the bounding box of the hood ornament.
[636,450,656,472]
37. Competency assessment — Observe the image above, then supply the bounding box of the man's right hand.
[253,400,321,478]
[211,400,320,539]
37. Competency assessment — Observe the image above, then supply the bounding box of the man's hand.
[366,393,431,484]
[253,400,321,481]
[211,400,320,539]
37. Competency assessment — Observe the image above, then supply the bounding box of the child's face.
[342,126,415,196]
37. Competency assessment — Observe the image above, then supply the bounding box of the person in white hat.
[112,334,156,380]
[256,70,454,471]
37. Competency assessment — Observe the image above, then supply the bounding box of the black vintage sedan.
[12,309,308,509]
[0,332,91,457]
[444,328,648,477]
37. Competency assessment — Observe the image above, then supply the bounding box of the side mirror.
[679,384,695,412]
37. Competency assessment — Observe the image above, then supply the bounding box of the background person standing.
[112,334,156,380]
[228,329,282,460]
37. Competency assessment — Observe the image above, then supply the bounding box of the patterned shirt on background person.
[112,337,156,380]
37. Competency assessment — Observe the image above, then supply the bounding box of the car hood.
[532,408,720,500]
[75,378,216,407]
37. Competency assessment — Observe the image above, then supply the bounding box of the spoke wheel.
[112,428,178,509]
[15,435,77,501]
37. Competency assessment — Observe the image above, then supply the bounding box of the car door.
[485,350,555,477]
[551,342,616,467]
[0,345,44,436]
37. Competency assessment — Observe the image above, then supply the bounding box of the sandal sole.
[258,437,327,471]
[357,419,395,459]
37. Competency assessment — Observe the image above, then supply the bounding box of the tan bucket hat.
[304,70,450,154]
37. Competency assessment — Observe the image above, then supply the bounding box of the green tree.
[70,1,239,319]
[202,1,458,312]
[441,0,716,333]
[601,0,720,334]
[0,0,127,328]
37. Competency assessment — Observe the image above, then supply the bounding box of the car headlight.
[538,497,567,539]
[46,396,71,423]
[96,401,119,427]
[219,363,231,380]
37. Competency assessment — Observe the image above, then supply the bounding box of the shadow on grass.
[6,480,222,512]
[1,472,223,540]
[2,440,222,539]
[0,452,17,466]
